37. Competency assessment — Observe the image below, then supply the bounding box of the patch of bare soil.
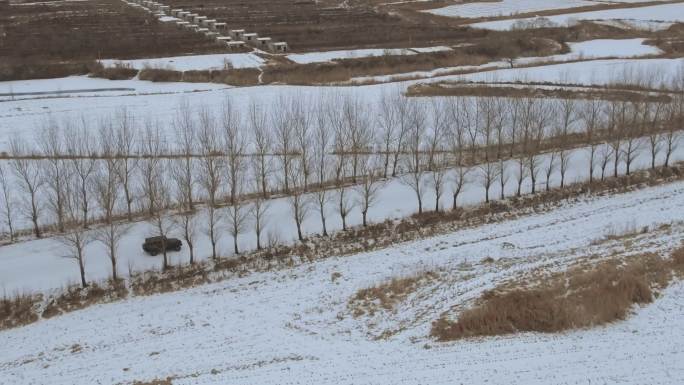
[431,248,683,341]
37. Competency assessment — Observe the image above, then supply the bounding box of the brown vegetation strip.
[431,248,684,341]
[406,83,672,103]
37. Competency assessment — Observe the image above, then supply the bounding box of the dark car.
[142,236,182,256]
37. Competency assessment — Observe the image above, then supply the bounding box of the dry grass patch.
[132,378,173,385]
[89,62,139,80]
[0,293,40,330]
[407,83,672,103]
[350,270,439,317]
[42,281,128,319]
[432,252,680,341]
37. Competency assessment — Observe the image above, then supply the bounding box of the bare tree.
[170,158,198,265]
[249,100,273,198]
[644,100,666,169]
[663,94,682,167]
[198,107,223,260]
[498,158,510,199]
[580,98,603,183]
[273,95,295,193]
[10,137,43,238]
[0,163,15,242]
[429,152,448,211]
[139,119,166,216]
[478,160,500,203]
[622,102,643,176]
[336,182,355,232]
[402,101,427,214]
[313,105,333,236]
[343,95,372,183]
[544,151,558,192]
[174,100,198,210]
[477,98,500,202]
[427,98,448,170]
[148,159,174,271]
[378,89,398,178]
[68,117,97,228]
[597,144,612,181]
[527,100,551,194]
[450,166,470,210]
[447,97,471,210]
[114,107,139,221]
[288,160,311,241]
[39,118,69,233]
[356,156,384,225]
[251,188,270,251]
[555,98,576,188]
[607,100,627,178]
[58,192,93,288]
[221,98,247,205]
[506,98,523,157]
[293,96,314,190]
[92,126,128,280]
[514,98,535,196]
[391,92,411,177]
[225,199,249,255]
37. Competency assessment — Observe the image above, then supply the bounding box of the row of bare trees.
[1,90,682,287]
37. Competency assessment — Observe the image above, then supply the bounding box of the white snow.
[287,48,418,64]
[286,46,452,65]
[0,75,227,101]
[99,53,266,71]
[1,177,683,384]
[425,0,596,19]
[468,2,684,30]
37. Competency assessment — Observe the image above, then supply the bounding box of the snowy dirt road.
[1,179,684,384]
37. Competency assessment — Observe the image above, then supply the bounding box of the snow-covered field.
[99,53,266,71]
[1,177,683,384]
[424,0,595,18]
[1,57,682,153]
[350,38,663,83]
[0,76,227,101]
[468,2,684,30]
[286,46,452,64]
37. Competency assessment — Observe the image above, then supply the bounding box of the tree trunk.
[78,255,87,288]
[296,220,303,241]
[188,240,194,264]
[320,209,328,236]
[110,244,117,281]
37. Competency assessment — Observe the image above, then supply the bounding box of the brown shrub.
[431,254,669,341]
[350,271,437,316]
[0,60,93,81]
[132,378,173,385]
[671,245,684,276]
[89,62,138,80]
[0,293,40,329]
[138,68,183,82]
[131,265,210,296]
[42,280,128,319]
[210,68,260,86]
